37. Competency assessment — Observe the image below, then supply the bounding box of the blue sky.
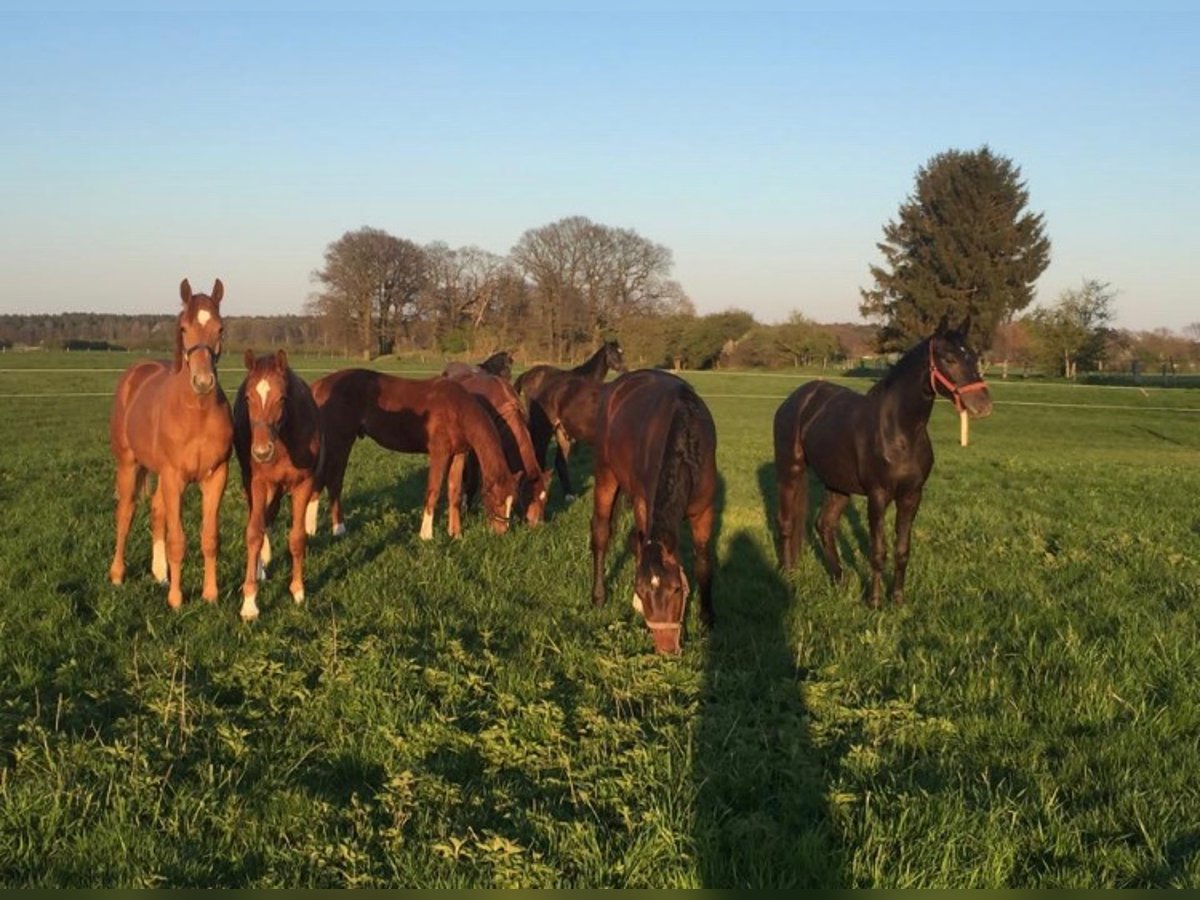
[1,9,1197,331]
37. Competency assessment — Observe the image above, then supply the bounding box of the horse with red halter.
[444,370,551,526]
[108,278,233,609]
[308,369,517,540]
[514,339,626,499]
[773,315,993,607]
[442,349,514,382]
[590,369,717,655]
[232,349,323,621]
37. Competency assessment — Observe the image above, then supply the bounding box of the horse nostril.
[253,443,274,461]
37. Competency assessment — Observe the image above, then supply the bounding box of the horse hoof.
[565,494,577,503]
[240,594,259,621]
[332,522,347,538]
[291,587,305,605]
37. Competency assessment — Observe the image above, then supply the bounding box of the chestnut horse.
[773,315,992,607]
[445,370,551,526]
[308,369,517,539]
[108,279,233,609]
[590,369,717,655]
[515,339,626,498]
[232,349,323,621]
[442,349,514,382]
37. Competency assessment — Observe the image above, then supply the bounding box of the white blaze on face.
[255,378,271,406]
[650,574,660,589]
[504,495,513,519]
[420,510,434,540]
[197,309,211,326]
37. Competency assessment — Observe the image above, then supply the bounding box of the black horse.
[441,349,514,382]
[514,339,626,498]
[773,315,992,607]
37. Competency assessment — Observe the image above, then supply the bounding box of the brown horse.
[108,278,233,609]
[445,370,551,526]
[590,369,717,655]
[442,349,514,382]
[232,349,323,621]
[308,369,517,539]
[515,339,626,498]
[773,315,992,607]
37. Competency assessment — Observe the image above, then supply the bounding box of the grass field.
[0,350,1198,887]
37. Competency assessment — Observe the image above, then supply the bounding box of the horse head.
[175,278,225,395]
[242,348,290,463]
[481,350,514,381]
[520,467,553,526]
[930,315,992,418]
[481,470,518,535]
[604,339,626,375]
[631,538,690,655]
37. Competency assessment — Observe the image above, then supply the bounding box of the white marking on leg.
[240,592,259,621]
[255,559,265,582]
[152,539,167,583]
[632,593,645,615]
[420,510,434,540]
[305,497,318,535]
[255,378,271,405]
[332,521,347,537]
[259,533,271,568]
[197,309,211,326]
[291,586,305,604]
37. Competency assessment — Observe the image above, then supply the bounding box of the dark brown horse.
[773,315,992,607]
[108,278,233,609]
[442,350,514,382]
[233,349,323,621]
[590,369,717,655]
[515,339,626,498]
[445,370,551,526]
[308,369,517,539]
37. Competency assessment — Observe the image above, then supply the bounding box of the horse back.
[776,380,875,496]
[543,376,601,442]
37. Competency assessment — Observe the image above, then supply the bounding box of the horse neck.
[573,347,607,381]
[502,400,541,476]
[868,338,935,433]
[461,400,510,483]
[646,394,696,547]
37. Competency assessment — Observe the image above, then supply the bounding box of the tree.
[860,146,1051,351]
[1024,278,1117,378]
[308,227,426,358]
[421,243,515,351]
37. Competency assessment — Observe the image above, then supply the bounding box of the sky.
[1,7,1197,332]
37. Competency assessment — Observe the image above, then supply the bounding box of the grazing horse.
[515,339,626,498]
[590,369,717,655]
[308,369,517,539]
[442,349,515,382]
[108,278,233,609]
[232,349,323,621]
[444,370,551,526]
[773,315,993,607]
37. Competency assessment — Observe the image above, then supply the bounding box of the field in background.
[0,353,1198,887]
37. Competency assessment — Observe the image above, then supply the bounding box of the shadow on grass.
[694,527,844,887]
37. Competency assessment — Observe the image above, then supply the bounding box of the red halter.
[929,341,988,413]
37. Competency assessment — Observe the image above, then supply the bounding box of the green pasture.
[0,352,1197,887]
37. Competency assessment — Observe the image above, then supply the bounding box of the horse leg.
[258,484,282,577]
[816,490,850,583]
[199,461,227,604]
[109,458,142,585]
[553,424,575,500]
[891,489,922,605]
[446,452,467,538]
[322,440,350,537]
[149,478,168,583]
[589,467,619,607]
[687,500,716,629]
[288,480,314,605]
[775,458,808,571]
[241,477,268,621]
[159,472,186,609]
[421,450,450,540]
[866,490,889,609]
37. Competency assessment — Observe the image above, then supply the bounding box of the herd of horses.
[108,279,992,653]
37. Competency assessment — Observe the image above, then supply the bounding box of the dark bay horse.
[445,370,551,526]
[442,350,514,382]
[308,369,517,540]
[773,315,992,607]
[233,349,323,621]
[590,369,717,655]
[108,278,233,609]
[515,339,626,498]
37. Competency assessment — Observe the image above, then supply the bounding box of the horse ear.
[180,279,192,306]
[211,279,224,307]
[935,314,949,335]
[276,348,289,371]
[243,348,256,372]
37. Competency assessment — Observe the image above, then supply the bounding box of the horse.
[232,349,323,622]
[307,369,517,540]
[590,369,717,655]
[443,370,551,526]
[442,349,514,382]
[772,314,993,607]
[108,278,233,609]
[514,339,626,498]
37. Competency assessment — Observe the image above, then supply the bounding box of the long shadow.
[694,527,844,886]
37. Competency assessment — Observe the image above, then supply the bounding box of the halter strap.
[184,342,221,362]
[928,342,987,413]
[644,620,683,632]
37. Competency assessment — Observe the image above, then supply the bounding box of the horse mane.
[867,335,932,399]
[648,382,706,551]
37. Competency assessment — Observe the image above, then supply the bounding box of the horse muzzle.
[252,442,276,463]
[961,387,993,419]
[190,373,216,395]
